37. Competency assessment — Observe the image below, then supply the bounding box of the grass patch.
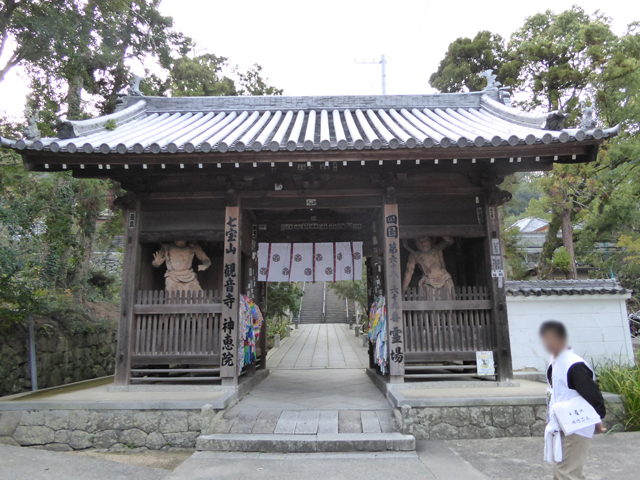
[597,352,640,431]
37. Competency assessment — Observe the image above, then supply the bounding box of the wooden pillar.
[114,198,141,385]
[383,199,405,383]
[258,280,267,370]
[484,197,514,382]
[220,202,241,386]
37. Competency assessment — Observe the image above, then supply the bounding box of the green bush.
[597,353,640,431]
[267,318,288,340]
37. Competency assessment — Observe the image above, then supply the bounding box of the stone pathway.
[196,322,409,452]
[267,324,369,369]
[211,409,399,435]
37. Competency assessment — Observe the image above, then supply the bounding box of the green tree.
[0,0,75,84]
[265,283,303,322]
[508,7,617,112]
[236,64,283,96]
[501,226,529,280]
[167,54,237,97]
[25,0,193,119]
[429,31,512,92]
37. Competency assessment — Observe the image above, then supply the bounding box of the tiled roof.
[505,279,630,297]
[2,91,619,156]
[510,217,549,233]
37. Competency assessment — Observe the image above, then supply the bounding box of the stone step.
[196,432,415,452]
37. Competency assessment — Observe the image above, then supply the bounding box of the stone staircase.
[298,282,350,324]
[197,408,415,452]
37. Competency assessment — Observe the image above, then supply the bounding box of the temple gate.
[2,87,617,386]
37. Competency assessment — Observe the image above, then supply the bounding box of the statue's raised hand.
[152,250,164,266]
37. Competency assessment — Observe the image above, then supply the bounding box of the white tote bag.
[552,396,600,436]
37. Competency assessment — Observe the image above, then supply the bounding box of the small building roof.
[505,279,630,297]
[510,217,549,233]
[1,90,619,158]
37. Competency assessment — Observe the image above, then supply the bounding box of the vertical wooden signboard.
[484,200,513,382]
[114,199,141,385]
[220,205,241,385]
[383,204,405,381]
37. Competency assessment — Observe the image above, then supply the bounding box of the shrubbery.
[597,353,640,431]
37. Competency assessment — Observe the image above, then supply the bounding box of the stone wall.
[0,409,205,451]
[91,251,123,275]
[400,404,624,440]
[0,325,117,396]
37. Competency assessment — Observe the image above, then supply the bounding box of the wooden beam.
[132,304,222,315]
[220,205,241,385]
[383,203,405,382]
[22,141,601,165]
[400,225,486,239]
[405,351,477,363]
[114,199,141,385]
[403,300,491,311]
[484,197,514,381]
[241,195,382,210]
[131,354,220,365]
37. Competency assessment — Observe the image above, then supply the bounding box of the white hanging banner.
[267,243,292,282]
[352,241,363,280]
[314,243,335,282]
[335,242,354,281]
[257,242,363,282]
[290,243,314,282]
[257,243,270,282]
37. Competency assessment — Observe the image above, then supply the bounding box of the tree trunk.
[72,232,94,287]
[538,214,562,279]
[560,200,578,280]
[67,75,84,120]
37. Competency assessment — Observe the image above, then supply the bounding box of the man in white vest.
[540,320,606,480]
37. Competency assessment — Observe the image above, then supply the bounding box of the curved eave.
[0,94,621,162]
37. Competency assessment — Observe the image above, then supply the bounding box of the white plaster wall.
[507,294,635,372]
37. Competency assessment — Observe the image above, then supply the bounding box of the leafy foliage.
[501,226,529,280]
[431,6,640,291]
[0,118,122,325]
[265,283,303,322]
[597,353,640,431]
[429,31,510,92]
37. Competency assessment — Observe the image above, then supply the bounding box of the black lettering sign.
[390,347,403,363]
[222,318,235,333]
[221,352,234,366]
[390,327,403,344]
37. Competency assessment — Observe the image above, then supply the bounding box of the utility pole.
[354,55,387,94]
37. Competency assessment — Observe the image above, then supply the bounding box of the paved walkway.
[221,322,390,437]
[235,323,386,411]
[267,323,369,369]
[0,444,167,480]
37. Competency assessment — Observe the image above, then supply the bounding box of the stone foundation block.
[0,411,21,436]
[133,411,161,433]
[0,436,20,446]
[13,426,55,445]
[69,430,94,449]
[44,443,74,452]
[491,407,514,428]
[45,411,70,430]
[119,428,148,447]
[145,431,166,450]
[160,411,188,433]
[19,411,45,426]
[93,429,119,449]
[165,431,198,448]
